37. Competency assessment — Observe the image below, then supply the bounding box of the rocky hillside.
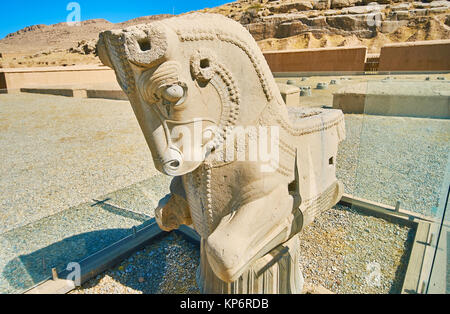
[0,0,449,68]
[202,0,450,52]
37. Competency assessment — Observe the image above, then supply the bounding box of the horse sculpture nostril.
[162,158,182,176]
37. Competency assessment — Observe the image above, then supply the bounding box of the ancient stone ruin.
[98,13,345,294]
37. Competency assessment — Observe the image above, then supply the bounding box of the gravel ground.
[71,232,200,294]
[0,175,171,294]
[72,205,414,294]
[336,114,450,217]
[1,76,447,294]
[0,93,157,234]
[335,114,363,199]
[1,77,446,235]
[299,205,414,294]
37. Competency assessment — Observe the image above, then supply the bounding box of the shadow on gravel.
[2,228,135,293]
[2,197,156,294]
[388,227,417,294]
[73,232,201,294]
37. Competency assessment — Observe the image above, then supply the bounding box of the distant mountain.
[0,0,449,68]
[202,0,450,53]
[0,15,172,54]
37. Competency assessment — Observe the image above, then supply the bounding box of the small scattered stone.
[71,233,201,294]
[316,82,328,90]
[300,86,312,96]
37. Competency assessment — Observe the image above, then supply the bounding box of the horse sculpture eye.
[162,85,185,105]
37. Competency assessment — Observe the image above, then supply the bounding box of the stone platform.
[20,82,127,100]
[333,80,450,118]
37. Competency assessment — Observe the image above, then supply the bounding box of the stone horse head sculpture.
[98,13,346,294]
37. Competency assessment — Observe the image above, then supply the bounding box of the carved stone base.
[197,235,303,294]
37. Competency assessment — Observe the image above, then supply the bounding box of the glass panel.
[350,75,450,294]
[277,72,427,294]
[355,77,449,216]
[427,169,450,293]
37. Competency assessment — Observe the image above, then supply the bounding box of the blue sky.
[0,0,231,39]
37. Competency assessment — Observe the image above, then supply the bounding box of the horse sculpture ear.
[190,49,218,83]
[123,24,169,68]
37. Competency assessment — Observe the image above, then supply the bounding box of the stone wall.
[263,46,367,72]
[1,41,449,92]
[378,40,450,72]
[0,65,116,92]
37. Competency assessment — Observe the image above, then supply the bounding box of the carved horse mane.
[99,13,287,135]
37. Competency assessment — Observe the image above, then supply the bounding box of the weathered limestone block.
[342,4,386,14]
[326,13,382,32]
[410,8,428,17]
[246,22,278,41]
[360,0,391,4]
[299,16,329,28]
[98,13,345,294]
[312,0,332,10]
[262,13,308,24]
[324,9,342,16]
[277,83,300,106]
[380,20,408,33]
[331,0,360,9]
[413,1,432,9]
[390,3,411,11]
[246,13,312,40]
[429,1,450,9]
[427,7,449,14]
[393,10,410,20]
[276,21,309,38]
[268,1,314,13]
